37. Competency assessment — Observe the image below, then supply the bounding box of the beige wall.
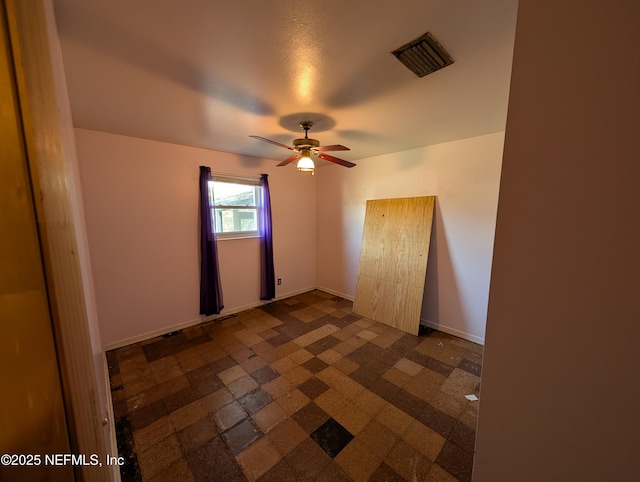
[77,128,505,348]
[316,132,505,343]
[75,129,317,347]
[474,0,640,479]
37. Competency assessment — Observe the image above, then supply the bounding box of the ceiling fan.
[250,121,356,173]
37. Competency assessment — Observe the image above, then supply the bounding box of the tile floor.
[108,290,482,481]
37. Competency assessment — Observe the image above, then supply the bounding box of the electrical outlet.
[277,278,282,285]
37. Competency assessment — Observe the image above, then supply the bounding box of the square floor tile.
[285,438,332,480]
[214,400,247,432]
[250,365,280,385]
[333,400,373,435]
[133,416,174,452]
[136,433,182,479]
[292,401,330,434]
[314,461,353,482]
[235,436,281,481]
[218,365,248,385]
[221,418,263,455]
[177,415,219,454]
[357,419,398,459]
[265,418,307,456]
[275,388,310,416]
[384,439,432,482]
[168,399,208,431]
[252,401,289,434]
[302,356,330,374]
[228,375,260,398]
[186,436,246,481]
[435,440,474,482]
[256,458,299,481]
[298,377,330,399]
[238,389,272,415]
[310,418,354,458]
[402,420,446,461]
[334,438,381,482]
[369,462,406,482]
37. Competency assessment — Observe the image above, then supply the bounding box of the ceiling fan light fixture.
[296,152,315,173]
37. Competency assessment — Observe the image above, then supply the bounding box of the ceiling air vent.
[391,32,454,78]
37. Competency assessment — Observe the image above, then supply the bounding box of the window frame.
[209,174,261,240]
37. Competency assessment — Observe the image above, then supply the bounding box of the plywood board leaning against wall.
[353,196,435,335]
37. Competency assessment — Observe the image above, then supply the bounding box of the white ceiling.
[52,0,518,165]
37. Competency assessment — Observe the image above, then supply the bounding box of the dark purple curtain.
[259,174,276,300]
[199,166,224,315]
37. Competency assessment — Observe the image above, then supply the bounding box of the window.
[209,175,261,239]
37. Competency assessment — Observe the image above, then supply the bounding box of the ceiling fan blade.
[277,154,301,166]
[316,144,350,152]
[316,152,356,168]
[249,135,293,150]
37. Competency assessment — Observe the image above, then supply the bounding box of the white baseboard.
[420,318,485,345]
[102,286,484,350]
[276,285,319,301]
[315,286,354,301]
[102,286,317,351]
[103,315,213,351]
[316,287,483,344]
[319,287,483,344]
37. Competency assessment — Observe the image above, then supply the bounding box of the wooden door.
[353,196,435,335]
[4,1,111,479]
[0,3,73,479]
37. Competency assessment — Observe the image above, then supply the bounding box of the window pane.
[209,177,260,237]
[213,182,256,207]
[214,208,257,233]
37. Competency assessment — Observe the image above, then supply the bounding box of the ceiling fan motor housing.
[293,137,320,149]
